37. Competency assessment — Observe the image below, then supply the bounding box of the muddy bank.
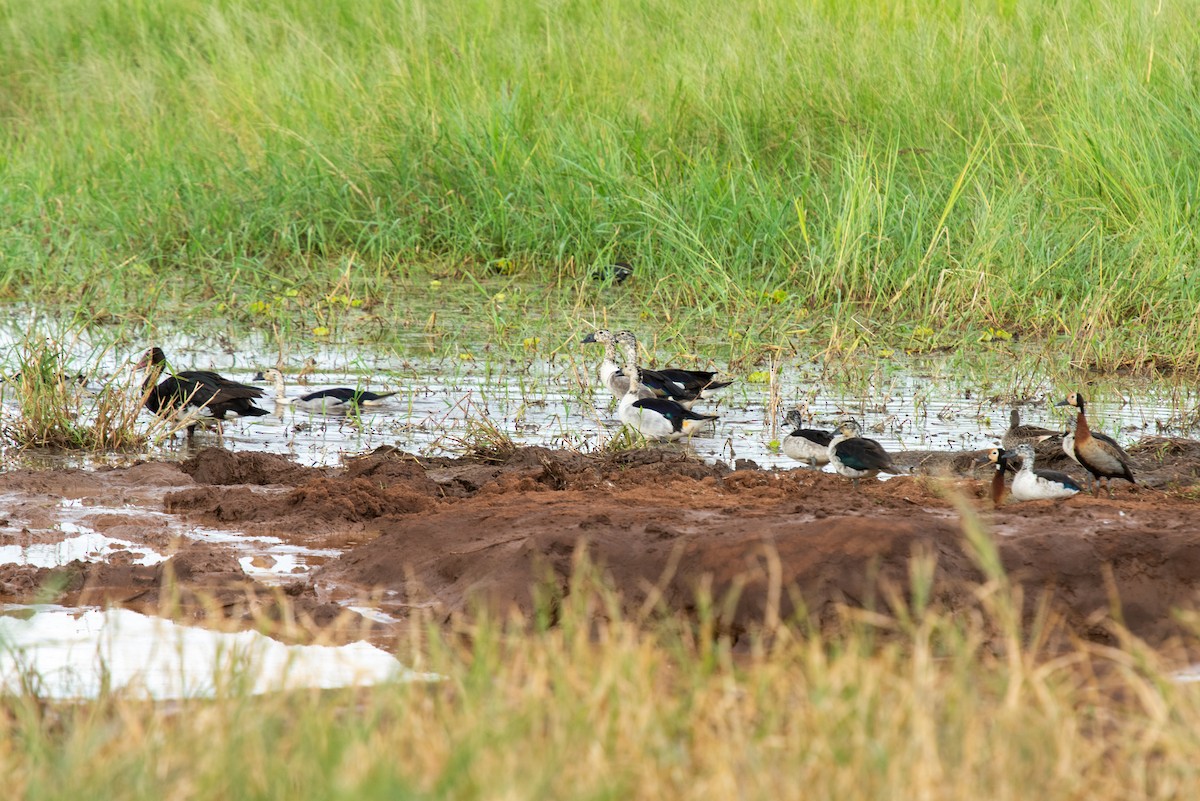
[3,442,1200,647]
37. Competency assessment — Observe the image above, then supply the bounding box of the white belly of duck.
[782,432,831,465]
[1010,468,1080,501]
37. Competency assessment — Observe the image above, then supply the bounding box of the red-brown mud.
[3,442,1200,648]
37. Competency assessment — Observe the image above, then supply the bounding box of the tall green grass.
[2,0,1198,367]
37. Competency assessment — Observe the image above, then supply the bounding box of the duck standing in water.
[780,408,832,467]
[135,347,268,440]
[581,329,731,407]
[1004,443,1081,502]
[614,331,718,440]
[827,420,900,488]
[1056,391,1135,496]
[261,368,396,414]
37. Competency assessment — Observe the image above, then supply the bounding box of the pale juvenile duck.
[1001,409,1060,450]
[615,332,718,440]
[1004,443,1082,502]
[780,408,832,467]
[135,347,268,440]
[827,420,900,488]
[261,368,396,414]
[1056,391,1135,496]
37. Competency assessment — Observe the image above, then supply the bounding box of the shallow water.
[0,605,431,699]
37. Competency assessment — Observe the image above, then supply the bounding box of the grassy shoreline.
[2,0,1199,369]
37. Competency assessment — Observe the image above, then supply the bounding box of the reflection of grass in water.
[3,1,1200,369]
[5,537,1200,799]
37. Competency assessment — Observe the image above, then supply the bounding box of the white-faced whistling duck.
[1056,391,1135,497]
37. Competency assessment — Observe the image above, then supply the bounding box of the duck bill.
[581,333,597,344]
[1054,399,1069,407]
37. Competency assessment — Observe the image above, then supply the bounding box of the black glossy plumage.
[630,397,718,433]
[137,348,267,438]
[832,438,895,472]
[789,427,833,447]
[297,387,397,405]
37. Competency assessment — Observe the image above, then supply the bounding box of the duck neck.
[599,341,620,383]
[271,372,287,401]
[1075,406,1091,443]
[991,468,1005,508]
[622,343,642,396]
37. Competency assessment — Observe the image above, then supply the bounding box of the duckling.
[780,408,832,467]
[1056,391,1135,497]
[615,332,718,440]
[1001,409,1060,450]
[1004,443,1082,502]
[261,368,396,414]
[827,419,901,488]
[975,447,1012,508]
[135,347,268,441]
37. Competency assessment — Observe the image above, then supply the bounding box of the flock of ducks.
[131,337,1138,503]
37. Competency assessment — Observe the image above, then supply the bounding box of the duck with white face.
[1056,391,1135,497]
[613,331,719,441]
[827,419,900,488]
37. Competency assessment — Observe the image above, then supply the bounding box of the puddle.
[0,605,431,699]
[0,529,165,568]
[5,330,1199,474]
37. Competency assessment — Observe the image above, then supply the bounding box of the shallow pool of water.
[0,604,430,699]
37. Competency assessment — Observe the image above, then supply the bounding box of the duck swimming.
[780,408,832,467]
[615,331,718,440]
[1056,391,1135,496]
[827,420,900,487]
[135,347,268,440]
[261,368,396,414]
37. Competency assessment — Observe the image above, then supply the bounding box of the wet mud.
[3,440,1200,649]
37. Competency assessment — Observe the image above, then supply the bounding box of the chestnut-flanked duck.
[582,329,731,407]
[1056,391,1135,496]
[1004,443,1082,502]
[261,368,396,414]
[615,332,718,440]
[975,447,1012,508]
[135,347,268,440]
[827,420,900,487]
[1002,409,1061,450]
[780,408,832,467]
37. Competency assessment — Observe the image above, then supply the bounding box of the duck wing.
[833,438,896,472]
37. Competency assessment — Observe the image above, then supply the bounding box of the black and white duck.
[827,420,901,487]
[615,332,718,440]
[582,329,731,407]
[1056,391,1135,496]
[1004,443,1082,502]
[261,368,396,414]
[135,347,268,440]
[780,408,832,467]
